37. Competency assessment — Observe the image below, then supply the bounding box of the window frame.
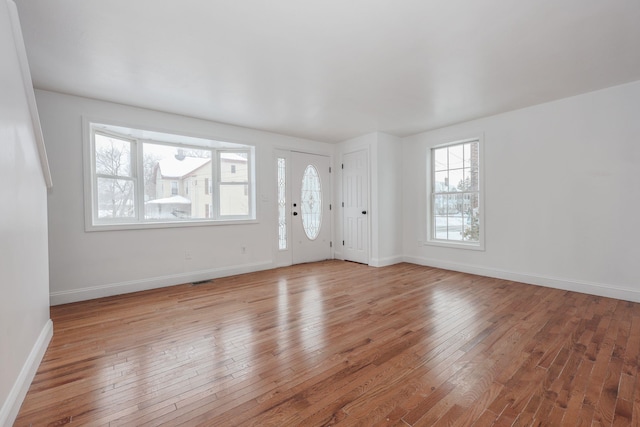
[92,130,138,223]
[83,119,257,231]
[426,136,485,250]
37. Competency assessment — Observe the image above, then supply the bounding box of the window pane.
[220,152,248,183]
[446,215,463,241]
[220,184,249,216]
[449,169,464,191]
[448,193,462,215]
[434,194,447,215]
[463,143,472,168]
[434,171,448,192]
[97,177,135,219]
[301,165,322,240]
[277,158,287,250]
[434,148,447,171]
[434,216,448,239]
[470,142,479,189]
[448,144,464,170]
[142,143,212,220]
[95,134,131,177]
[463,209,480,242]
[462,168,474,191]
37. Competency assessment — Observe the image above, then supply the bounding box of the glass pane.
[142,143,212,220]
[277,158,287,250]
[434,147,447,171]
[220,184,249,216]
[95,133,132,177]
[434,171,448,192]
[470,192,480,212]
[448,144,464,170]
[461,193,472,216]
[449,169,464,191]
[448,194,462,215]
[434,216,448,239]
[446,214,463,241]
[462,168,475,191]
[434,194,447,215]
[463,143,472,168]
[97,178,135,219]
[301,165,322,240]
[220,152,248,183]
[463,208,480,242]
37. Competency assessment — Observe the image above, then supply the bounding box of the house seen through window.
[87,122,255,229]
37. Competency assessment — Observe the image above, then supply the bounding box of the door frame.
[274,149,334,267]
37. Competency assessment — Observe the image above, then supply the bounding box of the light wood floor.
[15,261,640,426]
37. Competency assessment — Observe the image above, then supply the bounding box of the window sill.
[85,218,258,232]
[424,239,485,251]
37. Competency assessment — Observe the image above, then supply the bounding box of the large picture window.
[429,138,483,249]
[85,121,255,230]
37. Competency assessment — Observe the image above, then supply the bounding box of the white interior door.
[291,152,332,264]
[343,149,369,264]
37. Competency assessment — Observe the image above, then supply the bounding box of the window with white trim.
[429,138,483,248]
[86,121,255,229]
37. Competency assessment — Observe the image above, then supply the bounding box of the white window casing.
[426,135,485,250]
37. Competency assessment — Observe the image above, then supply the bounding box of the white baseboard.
[0,319,53,427]
[50,254,640,306]
[50,261,274,305]
[403,255,640,303]
[369,255,404,267]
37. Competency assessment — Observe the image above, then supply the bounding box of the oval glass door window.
[301,164,322,240]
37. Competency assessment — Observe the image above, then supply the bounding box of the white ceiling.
[15,0,640,143]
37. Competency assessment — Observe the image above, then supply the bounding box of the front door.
[291,152,331,264]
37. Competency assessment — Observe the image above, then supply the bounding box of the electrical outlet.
[185,250,192,260]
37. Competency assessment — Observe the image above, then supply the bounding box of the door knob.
[293,212,298,216]
[362,210,367,215]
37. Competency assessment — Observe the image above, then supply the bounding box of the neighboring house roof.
[145,195,191,205]
[221,152,247,162]
[157,157,210,179]
[157,153,247,179]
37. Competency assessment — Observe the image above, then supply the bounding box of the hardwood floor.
[14,261,640,426]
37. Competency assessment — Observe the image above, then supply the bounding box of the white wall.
[36,90,333,305]
[403,80,640,302]
[373,132,403,266]
[0,1,52,425]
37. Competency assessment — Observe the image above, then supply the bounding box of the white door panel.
[343,149,369,264]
